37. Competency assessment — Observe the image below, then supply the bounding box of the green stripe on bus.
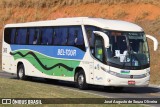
[11,50,80,77]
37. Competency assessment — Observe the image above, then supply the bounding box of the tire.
[17,64,26,80]
[76,70,88,90]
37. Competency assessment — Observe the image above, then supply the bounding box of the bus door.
[92,31,110,85]
[92,33,105,85]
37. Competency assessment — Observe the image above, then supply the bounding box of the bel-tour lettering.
[57,49,76,56]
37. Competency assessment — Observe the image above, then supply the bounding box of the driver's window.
[94,35,104,62]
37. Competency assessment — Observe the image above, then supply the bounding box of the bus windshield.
[105,31,150,69]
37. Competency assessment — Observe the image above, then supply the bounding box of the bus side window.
[52,29,56,45]
[11,29,16,44]
[38,28,42,45]
[4,28,11,44]
[85,26,99,47]
[67,26,85,51]
[41,28,47,45]
[75,27,85,51]
[18,28,27,44]
[61,27,68,45]
[68,27,76,45]
[47,28,54,45]
[33,28,41,45]
[14,29,19,44]
[53,27,61,45]
[29,28,35,45]
[26,29,29,44]
[75,28,84,45]
[41,27,54,45]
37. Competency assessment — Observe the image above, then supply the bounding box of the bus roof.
[5,17,143,32]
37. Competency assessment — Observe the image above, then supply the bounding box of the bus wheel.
[17,64,26,80]
[76,70,88,90]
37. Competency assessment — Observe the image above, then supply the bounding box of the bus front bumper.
[105,75,150,87]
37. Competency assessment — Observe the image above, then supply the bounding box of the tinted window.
[14,28,20,44]
[68,26,85,51]
[68,27,76,45]
[11,28,17,44]
[29,28,35,44]
[75,27,84,45]
[53,27,59,45]
[42,27,54,45]
[36,28,42,45]
[60,27,68,45]
[41,28,48,45]
[85,26,100,47]
[29,28,41,45]
[52,27,67,45]
[17,28,27,44]
[4,26,85,51]
[4,28,11,44]
[5,28,27,44]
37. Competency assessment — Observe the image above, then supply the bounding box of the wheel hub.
[78,74,84,85]
[19,68,23,78]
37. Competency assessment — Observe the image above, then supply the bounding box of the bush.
[114,9,128,19]
[0,0,159,8]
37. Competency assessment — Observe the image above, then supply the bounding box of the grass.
[0,77,99,98]
[0,77,145,107]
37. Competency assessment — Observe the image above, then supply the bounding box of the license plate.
[128,80,135,85]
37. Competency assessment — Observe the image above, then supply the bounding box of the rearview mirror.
[93,31,110,48]
[146,34,158,51]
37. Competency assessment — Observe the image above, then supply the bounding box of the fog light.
[145,73,150,76]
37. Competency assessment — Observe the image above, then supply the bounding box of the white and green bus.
[2,17,158,90]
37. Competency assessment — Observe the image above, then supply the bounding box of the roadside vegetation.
[0,0,159,8]
[0,77,145,107]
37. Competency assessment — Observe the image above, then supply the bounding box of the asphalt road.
[0,71,160,107]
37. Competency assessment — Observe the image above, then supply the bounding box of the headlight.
[146,68,150,77]
[146,68,150,74]
[145,68,150,76]
[106,70,147,79]
[107,70,118,76]
[145,73,150,76]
